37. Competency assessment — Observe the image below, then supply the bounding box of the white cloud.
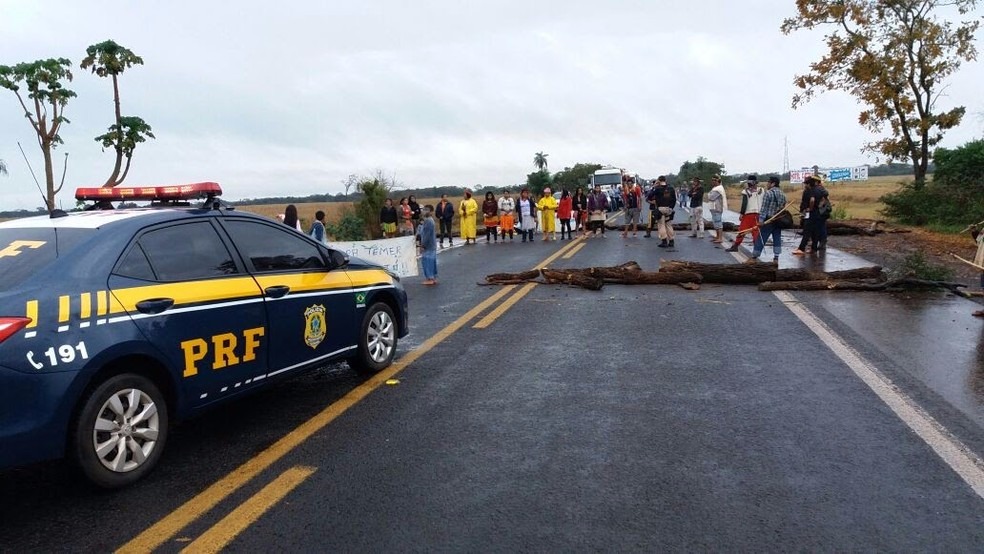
[0,0,981,209]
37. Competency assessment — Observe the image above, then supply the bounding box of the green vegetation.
[0,58,76,210]
[526,169,551,196]
[890,251,955,282]
[881,140,984,226]
[551,163,602,192]
[533,151,549,171]
[830,205,850,220]
[354,175,391,239]
[326,209,367,241]
[81,40,154,187]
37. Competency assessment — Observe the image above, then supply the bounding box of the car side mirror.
[329,249,349,269]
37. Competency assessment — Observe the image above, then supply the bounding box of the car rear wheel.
[348,302,397,373]
[71,373,169,489]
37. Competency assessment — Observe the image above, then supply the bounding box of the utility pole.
[782,136,790,176]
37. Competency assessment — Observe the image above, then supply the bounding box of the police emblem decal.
[303,304,327,349]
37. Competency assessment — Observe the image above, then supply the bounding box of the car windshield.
[0,227,95,291]
[594,174,622,186]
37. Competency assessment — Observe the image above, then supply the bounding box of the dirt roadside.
[824,226,983,303]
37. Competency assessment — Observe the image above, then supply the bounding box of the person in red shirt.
[558,189,574,240]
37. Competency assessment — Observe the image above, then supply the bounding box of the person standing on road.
[436,194,455,247]
[813,178,832,251]
[516,188,538,243]
[688,177,705,238]
[380,198,398,238]
[621,179,642,238]
[793,177,818,255]
[748,176,788,264]
[408,195,422,233]
[572,187,588,234]
[587,183,609,237]
[677,180,689,208]
[416,205,438,285]
[558,189,574,240]
[459,190,479,245]
[653,177,677,248]
[498,189,516,241]
[707,176,727,244]
[398,197,415,236]
[537,187,559,241]
[728,175,764,252]
[482,192,499,243]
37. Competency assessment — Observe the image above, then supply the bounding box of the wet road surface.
[2,210,984,551]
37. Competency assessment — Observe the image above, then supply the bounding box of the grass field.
[239,196,462,235]
[724,175,905,221]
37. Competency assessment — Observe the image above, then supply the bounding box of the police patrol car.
[0,183,409,488]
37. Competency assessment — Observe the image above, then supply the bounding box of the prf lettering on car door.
[180,327,265,377]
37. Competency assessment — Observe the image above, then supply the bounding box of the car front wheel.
[348,302,398,373]
[71,373,169,489]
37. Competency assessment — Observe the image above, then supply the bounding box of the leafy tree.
[881,139,984,225]
[326,209,367,241]
[781,0,980,185]
[354,177,391,239]
[526,169,552,196]
[81,40,155,187]
[533,151,549,171]
[0,159,6,176]
[677,157,726,184]
[0,58,76,209]
[552,162,603,192]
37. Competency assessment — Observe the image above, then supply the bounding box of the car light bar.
[75,182,222,202]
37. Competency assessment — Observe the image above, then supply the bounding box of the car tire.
[348,302,398,373]
[70,373,169,489]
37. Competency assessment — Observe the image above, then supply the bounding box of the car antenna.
[17,141,52,214]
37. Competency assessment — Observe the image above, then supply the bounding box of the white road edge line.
[728,250,984,499]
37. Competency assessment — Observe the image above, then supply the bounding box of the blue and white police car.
[0,183,409,487]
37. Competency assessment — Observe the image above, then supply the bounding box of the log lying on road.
[485,269,540,284]
[774,266,885,282]
[541,269,605,290]
[543,266,702,286]
[759,278,967,294]
[658,260,777,284]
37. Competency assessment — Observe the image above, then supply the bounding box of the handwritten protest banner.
[328,236,419,277]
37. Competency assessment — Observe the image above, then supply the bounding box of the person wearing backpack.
[813,179,832,251]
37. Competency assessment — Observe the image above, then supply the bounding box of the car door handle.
[136,298,174,314]
[264,285,290,299]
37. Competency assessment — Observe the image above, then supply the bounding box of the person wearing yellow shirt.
[459,189,479,245]
[536,187,559,241]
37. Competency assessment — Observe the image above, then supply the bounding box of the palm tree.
[533,152,549,172]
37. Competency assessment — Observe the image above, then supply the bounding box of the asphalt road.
[3,214,984,552]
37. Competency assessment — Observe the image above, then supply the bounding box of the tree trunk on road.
[775,266,885,282]
[658,260,777,284]
[759,278,967,293]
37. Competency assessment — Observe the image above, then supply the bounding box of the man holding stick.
[747,176,788,264]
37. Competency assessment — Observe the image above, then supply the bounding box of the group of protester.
[379,195,424,238]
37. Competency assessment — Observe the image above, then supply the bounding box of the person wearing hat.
[537,187,559,241]
[728,174,764,252]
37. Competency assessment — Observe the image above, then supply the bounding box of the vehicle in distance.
[0,183,409,488]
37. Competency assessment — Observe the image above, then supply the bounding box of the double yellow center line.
[117,231,590,553]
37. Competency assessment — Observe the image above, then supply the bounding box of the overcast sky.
[1,0,982,210]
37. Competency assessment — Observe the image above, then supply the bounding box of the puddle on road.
[814,292,984,426]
